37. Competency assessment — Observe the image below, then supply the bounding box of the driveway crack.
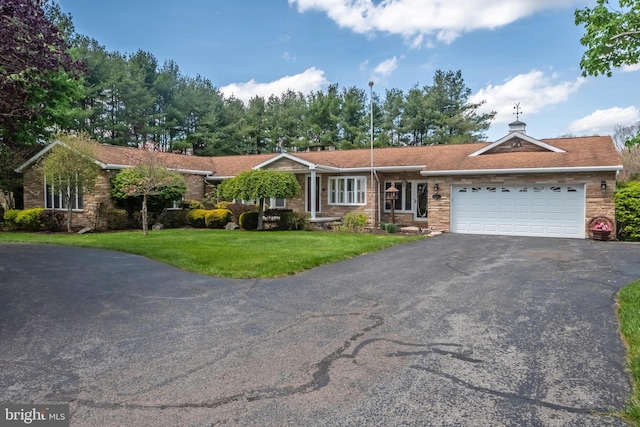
[74,312,384,411]
[409,365,608,414]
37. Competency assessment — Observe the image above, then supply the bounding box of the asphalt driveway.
[1,235,640,426]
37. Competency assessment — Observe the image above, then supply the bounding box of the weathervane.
[513,103,523,121]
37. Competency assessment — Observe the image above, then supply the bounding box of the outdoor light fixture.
[432,183,441,200]
[601,180,607,191]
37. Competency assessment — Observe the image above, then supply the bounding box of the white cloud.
[288,0,578,46]
[469,70,585,124]
[567,107,640,135]
[219,67,329,103]
[373,56,398,77]
[282,52,296,62]
[622,63,640,73]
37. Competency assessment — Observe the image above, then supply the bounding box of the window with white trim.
[328,176,366,205]
[269,198,286,209]
[384,181,412,212]
[44,176,83,210]
[238,198,286,208]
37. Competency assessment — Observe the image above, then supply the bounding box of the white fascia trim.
[102,164,130,170]
[206,175,235,181]
[15,141,61,172]
[172,168,214,176]
[469,132,565,156]
[339,165,426,173]
[421,165,624,176]
[253,152,317,170]
[17,140,106,172]
[102,164,213,175]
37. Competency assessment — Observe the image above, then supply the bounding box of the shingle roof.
[422,136,623,173]
[24,134,621,177]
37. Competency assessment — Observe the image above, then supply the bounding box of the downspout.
[374,169,381,225]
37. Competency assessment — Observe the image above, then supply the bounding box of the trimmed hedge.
[616,181,640,241]
[39,210,65,231]
[217,203,257,223]
[187,209,208,228]
[106,208,129,230]
[205,209,232,229]
[239,211,259,230]
[277,211,309,230]
[3,208,44,231]
[182,199,204,210]
[156,209,188,229]
[3,209,20,230]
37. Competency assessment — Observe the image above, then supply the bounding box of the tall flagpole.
[368,81,374,225]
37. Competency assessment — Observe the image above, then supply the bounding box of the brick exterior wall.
[22,167,208,229]
[21,156,619,239]
[425,171,617,238]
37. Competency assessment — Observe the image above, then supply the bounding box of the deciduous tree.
[39,133,101,231]
[0,0,83,147]
[575,0,640,77]
[110,152,186,235]
[218,170,300,230]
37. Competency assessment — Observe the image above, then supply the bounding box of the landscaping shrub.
[221,203,257,223]
[379,222,387,231]
[16,208,44,231]
[277,211,309,230]
[182,199,204,210]
[106,208,129,230]
[342,212,368,232]
[239,211,259,230]
[39,210,65,232]
[156,209,188,229]
[615,181,640,241]
[205,209,232,229]
[385,223,398,233]
[3,209,20,230]
[0,205,4,223]
[187,209,208,228]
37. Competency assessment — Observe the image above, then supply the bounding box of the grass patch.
[0,228,424,279]
[619,280,640,425]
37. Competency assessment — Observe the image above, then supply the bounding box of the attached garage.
[450,184,585,238]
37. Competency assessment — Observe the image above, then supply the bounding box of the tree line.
[3,1,496,154]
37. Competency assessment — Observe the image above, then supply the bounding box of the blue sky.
[57,0,640,142]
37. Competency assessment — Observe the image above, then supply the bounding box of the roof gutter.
[102,164,213,176]
[421,165,624,176]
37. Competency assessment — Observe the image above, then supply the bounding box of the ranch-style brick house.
[17,121,623,239]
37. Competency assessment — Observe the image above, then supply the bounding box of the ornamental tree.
[111,151,186,235]
[39,133,101,232]
[218,169,301,230]
[575,0,640,77]
[0,0,84,147]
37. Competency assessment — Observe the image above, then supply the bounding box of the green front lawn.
[0,228,424,279]
[619,280,640,425]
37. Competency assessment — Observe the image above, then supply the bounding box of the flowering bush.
[592,221,612,231]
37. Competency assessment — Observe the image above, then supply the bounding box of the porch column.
[310,168,317,220]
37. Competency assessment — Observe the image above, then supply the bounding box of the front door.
[413,182,428,221]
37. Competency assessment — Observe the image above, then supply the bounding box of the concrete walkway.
[1,235,639,426]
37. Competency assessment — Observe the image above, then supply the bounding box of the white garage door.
[450,184,585,238]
